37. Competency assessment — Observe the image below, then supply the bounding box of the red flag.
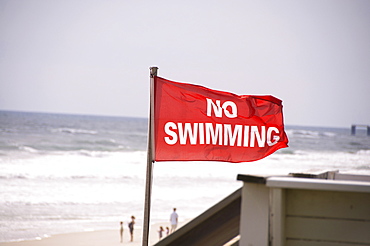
[153,76,288,163]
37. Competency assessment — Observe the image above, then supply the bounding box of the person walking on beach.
[119,221,124,243]
[128,216,135,242]
[158,226,164,240]
[170,208,178,233]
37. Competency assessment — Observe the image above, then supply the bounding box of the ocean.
[0,110,369,243]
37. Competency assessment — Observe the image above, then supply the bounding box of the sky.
[0,0,369,128]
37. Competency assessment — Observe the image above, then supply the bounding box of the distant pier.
[351,124,370,136]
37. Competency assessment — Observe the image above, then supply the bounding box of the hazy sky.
[1,0,369,128]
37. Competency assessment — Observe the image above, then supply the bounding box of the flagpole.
[142,67,158,246]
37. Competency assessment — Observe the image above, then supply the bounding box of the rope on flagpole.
[142,67,158,246]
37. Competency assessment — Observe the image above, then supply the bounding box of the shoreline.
[1,221,189,246]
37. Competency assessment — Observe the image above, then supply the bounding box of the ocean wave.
[69,175,133,180]
[289,150,310,155]
[76,149,121,157]
[286,129,336,138]
[97,139,117,145]
[275,149,295,155]
[75,139,119,147]
[357,150,370,155]
[51,128,98,135]
[349,141,363,147]
[0,173,134,181]
[19,145,39,153]
[0,174,28,180]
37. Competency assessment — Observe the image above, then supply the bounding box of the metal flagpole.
[142,67,158,246]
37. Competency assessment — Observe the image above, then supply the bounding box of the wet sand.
[1,221,188,246]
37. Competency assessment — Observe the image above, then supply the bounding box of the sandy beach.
[1,221,188,246]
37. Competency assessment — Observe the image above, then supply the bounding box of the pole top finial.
[150,67,158,78]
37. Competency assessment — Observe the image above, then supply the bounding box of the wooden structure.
[238,172,370,246]
[154,171,370,246]
[351,124,370,136]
